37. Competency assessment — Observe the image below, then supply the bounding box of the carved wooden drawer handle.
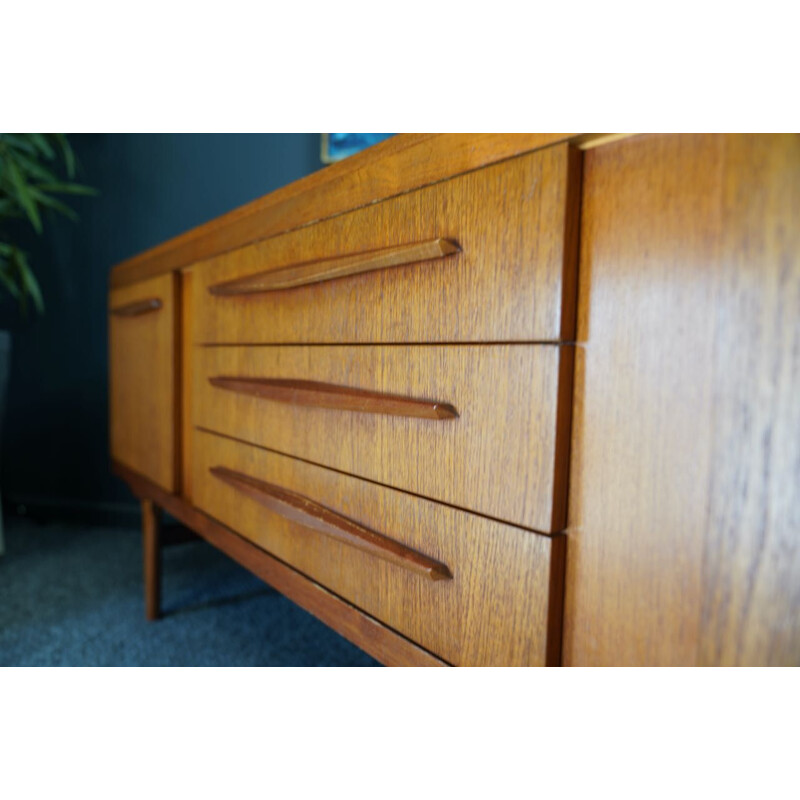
[209,377,458,420]
[208,238,460,295]
[110,298,163,317]
[210,466,452,581]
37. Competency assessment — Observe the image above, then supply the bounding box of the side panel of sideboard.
[563,133,800,665]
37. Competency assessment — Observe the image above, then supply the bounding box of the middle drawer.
[193,344,573,533]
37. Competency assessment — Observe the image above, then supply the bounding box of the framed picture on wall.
[321,133,394,163]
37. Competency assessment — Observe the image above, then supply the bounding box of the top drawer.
[191,145,580,345]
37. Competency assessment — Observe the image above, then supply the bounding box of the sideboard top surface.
[109,133,589,288]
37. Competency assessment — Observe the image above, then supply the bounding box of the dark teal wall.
[0,134,322,519]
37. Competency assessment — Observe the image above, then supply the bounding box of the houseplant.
[0,133,96,553]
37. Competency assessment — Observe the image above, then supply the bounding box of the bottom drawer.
[191,429,564,666]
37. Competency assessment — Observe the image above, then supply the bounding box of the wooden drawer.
[109,273,177,491]
[192,429,564,666]
[193,344,573,533]
[191,145,580,345]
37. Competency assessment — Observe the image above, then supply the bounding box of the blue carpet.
[0,518,379,666]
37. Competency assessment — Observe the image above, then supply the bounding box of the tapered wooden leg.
[142,499,161,621]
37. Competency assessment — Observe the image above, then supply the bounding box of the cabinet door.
[109,273,177,491]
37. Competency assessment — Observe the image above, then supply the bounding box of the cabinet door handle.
[209,377,458,420]
[210,466,452,581]
[208,238,460,295]
[110,298,163,317]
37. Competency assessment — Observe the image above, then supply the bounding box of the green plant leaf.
[28,187,79,221]
[6,157,42,233]
[29,133,56,160]
[9,250,28,314]
[0,133,37,154]
[0,200,24,219]
[16,249,44,313]
[0,261,22,301]
[13,152,59,184]
[51,133,76,179]
[0,133,94,315]
[35,181,98,196]
[8,247,43,314]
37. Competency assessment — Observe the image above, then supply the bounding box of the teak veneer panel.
[180,268,194,501]
[563,133,800,666]
[193,344,573,533]
[109,272,178,491]
[192,430,564,666]
[192,145,581,344]
[110,133,579,288]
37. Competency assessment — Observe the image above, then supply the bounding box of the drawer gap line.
[195,425,565,536]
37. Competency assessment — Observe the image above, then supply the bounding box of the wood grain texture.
[194,344,572,533]
[141,499,161,620]
[180,267,194,501]
[114,460,446,666]
[109,273,178,491]
[193,430,564,666]
[210,466,453,581]
[563,133,800,666]
[209,238,460,295]
[192,145,580,344]
[208,377,458,420]
[110,133,581,289]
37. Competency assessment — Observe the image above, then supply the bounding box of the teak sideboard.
[108,133,800,666]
